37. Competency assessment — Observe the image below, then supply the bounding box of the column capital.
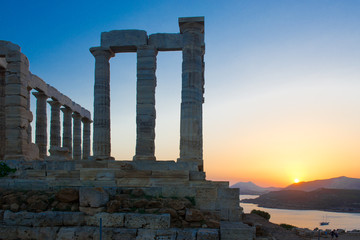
[90,47,114,59]
[179,17,204,34]
[82,117,93,123]
[32,91,48,99]
[72,112,82,119]
[61,106,72,114]
[48,99,61,108]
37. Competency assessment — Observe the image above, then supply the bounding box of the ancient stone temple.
[0,17,255,239]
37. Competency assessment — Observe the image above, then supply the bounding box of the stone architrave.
[90,47,114,159]
[178,17,205,171]
[82,118,91,160]
[73,112,82,160]
[33,91,48,159]
[0,66,5,159]
[61,106,73,154]
[133,46,157,161]
[48,100,62,149]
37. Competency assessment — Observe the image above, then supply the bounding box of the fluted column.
[0,67,5,159]
[61,106,72,154]
[73,112,82,160]
[133,46,157,161]
[82,118,91,159]
[90,47,114,159]
[33,92,48,159]
[48,100,62,149]
[178,17,205,171]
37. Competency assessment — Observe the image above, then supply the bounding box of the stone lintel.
[179,17,205,34]
[101,30,148,53]
[148,33,183,51]
[90,46,114,58]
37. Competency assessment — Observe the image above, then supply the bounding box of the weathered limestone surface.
[90,47,114,159]
[61,107,72,155]
[33,92,48,159]
[149,33,183,51]
[72,112,82,160]
[178,17,205,171]
[48,100,61,149]
[101,30,148,52]
[82,118,91,159]
[0,66,5,159]
[220,221,255,240]
[134,45,157,161]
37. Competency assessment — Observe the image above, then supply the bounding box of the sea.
[240,195,360,231]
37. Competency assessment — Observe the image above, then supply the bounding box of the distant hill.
[230,181,281,195]
[284,176,360,191]
[241,188,360,213]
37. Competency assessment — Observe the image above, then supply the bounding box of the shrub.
[280,223,296,230]
[0,162,16,177]
[251,209,271,220]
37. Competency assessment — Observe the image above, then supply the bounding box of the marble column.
[0,67,5,159]
[33,92,48,159]
[90,47,114,159]
[48,100,62,149]
[73,112,82,160]
[61,106,72,155]
[82,118,91,160]
[133,46,157,161]
[178,17,205,171]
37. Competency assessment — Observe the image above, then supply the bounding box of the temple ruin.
[0,17,255,239]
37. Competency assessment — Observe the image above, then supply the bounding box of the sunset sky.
[2,0,360,187]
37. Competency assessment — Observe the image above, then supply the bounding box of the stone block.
[112,228,137,240]
[74,226,98,240]
[56,227,77,240]
[136,229,156,240]
[79,207,106,216]
[156,229,177,240]
[151,170,189,179]
[116,178,151,187]
[47,170,79,179]
[215,199,239,209]
[124,213,170,229]
[26,170,46,178]
[62,212,86,226]
[196,198,216,210]
[177,229,197,240]
[217,188,239,200]
[79,187,109,207]
[220,221,255,240]
[161,186,196,198]
[228,208,242,222]
[189,171,205,180]
[149,33,183,51]
[0,226,18,240]
[85,212,124,227]
[101,30,148,52]
[197,229,219,240]
[196,188,217,199]
[5,84,28,97]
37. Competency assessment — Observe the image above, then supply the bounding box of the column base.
[133,155,156,161]
[177,157,203,171]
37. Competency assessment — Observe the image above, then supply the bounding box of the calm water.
[240,195,360,231]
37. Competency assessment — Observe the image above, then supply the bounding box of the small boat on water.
[320,215,329,226]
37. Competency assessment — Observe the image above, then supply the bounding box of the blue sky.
[2,0,360,186]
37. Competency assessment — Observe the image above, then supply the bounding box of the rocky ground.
[243,213,360,240]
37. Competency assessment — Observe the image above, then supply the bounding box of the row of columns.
[33,91,92,160]
[91,17,205,170]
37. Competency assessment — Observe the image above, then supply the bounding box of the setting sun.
[294,179,300,183]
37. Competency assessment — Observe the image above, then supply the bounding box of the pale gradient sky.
[2,0,360,187]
